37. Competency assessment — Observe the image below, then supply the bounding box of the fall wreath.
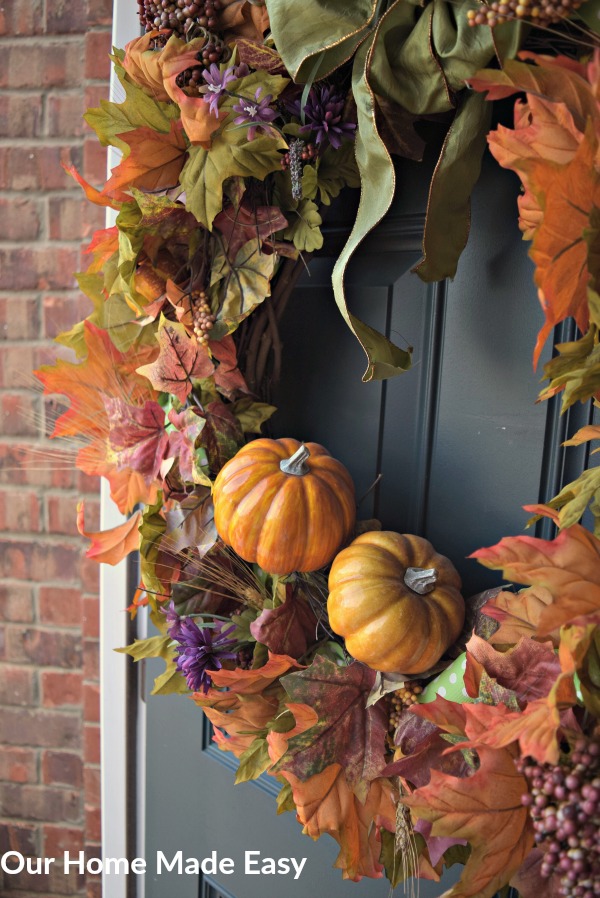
[36,0,600,894]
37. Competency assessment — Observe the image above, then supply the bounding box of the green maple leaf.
[275,656,388,800]
[316,141,360,206]
[181,118,287,230]
[84,59,178,153]
[283,198,323,252]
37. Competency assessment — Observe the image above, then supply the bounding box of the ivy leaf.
[404,746,534,898]
[472,518,600,636]
[276,657,388,796]
[136,318,214,402]
[229,397,276,433]
[181,125,286,230]
[281,764,396,881]
[236,38,288,74]
[214,198,288,260]
[210,240,276,331]
[282,199,323,252]
[103,121,188,198]
[315,141,360,206]
[76,502,141,567]
[202,400,244,472]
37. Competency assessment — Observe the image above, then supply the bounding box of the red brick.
[0,665,36,706]
[0,342,34,388]
[46,91,86,138]
[0,93,43,138]
[83,725,100,766]
[0,782,81,822]
[0,822,39,856]
[48,195,90,240]
[0,442,77,490]
[0,197,41,240]
[84,84,110,112]
[0,41,84,90]
[0,707,80,749]
[1,392,41,437]
[87,0,113,26]
[83,137,108,187]
[46,492,81,536]
[82,596,99,639]
[0,0,45,35]
[39,586,82,626]
[0,296,40,341]
[82,640,99,681]
[83,683,99,723]
[42,750,83,787]
[0,583,35,622]
[87,880,103,898]
[77,468,102,498]
[0,144,84,191]
[0,246,80,290]
[0,488,42,532]
[7,626,82,667]
[0,541,82,583]
[43,824,84,857]
[85,31,112,81]
[81,557,100,595]
[41,671,83,707]
[0,747,37,784]
[42,293,92,339]
[85,805,101,842]
[47,0,88,33]
[83,767,100,806]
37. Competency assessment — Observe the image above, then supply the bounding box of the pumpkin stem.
[279,443,310,476]
[404,567,437,595]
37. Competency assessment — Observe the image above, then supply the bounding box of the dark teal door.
[141,144,592,898]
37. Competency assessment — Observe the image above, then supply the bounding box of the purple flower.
[292,85,356,149]
[200,64,237,117]
[160,599,183,640]
[170,616,237,693]
[232,88,277,140]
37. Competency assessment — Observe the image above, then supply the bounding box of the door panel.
[142,152,587,897]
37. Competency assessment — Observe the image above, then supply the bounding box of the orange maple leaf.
[404,745,534,898]
[103,121,187,198]
[483,585,557,646]
[77,501,141,566]
[471,512,600,635]
[282,764,396,882]
[160,36,226,147]
[267,702,319,764]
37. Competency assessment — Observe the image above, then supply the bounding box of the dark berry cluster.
[192,292,216,346]
[516,740,600,898]
[280,140,316,201]
[467,0,586,26]
[389,683,423,730]
[138,0,223,37]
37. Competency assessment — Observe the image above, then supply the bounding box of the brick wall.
[0,2,113,896]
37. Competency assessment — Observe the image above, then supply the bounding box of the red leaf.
[465,634,561,702]
[105,398,170,483]
[483,585,558,646]
[404,745,534,898]
[210,335,249,396]
[250,586,319,658]
[62,162,127,206]
[136,319,214,402]
[276,658,388,796]
[214,199,288,260]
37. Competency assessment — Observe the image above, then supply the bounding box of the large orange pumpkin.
[327,531,465,674]
[212,437,356,575]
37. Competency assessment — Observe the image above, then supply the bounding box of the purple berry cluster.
[138,0,222,36]
[516,740,600,898]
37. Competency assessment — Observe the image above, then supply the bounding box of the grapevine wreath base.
[35,0,600,894]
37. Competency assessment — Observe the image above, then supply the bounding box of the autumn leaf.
[236,38,287,74]
[103,121,187,198]
[384,711,470,789]
[472,516,600,635]
[210,239,276,332]
[276,657,388,797]
[105,397,170,483]
[76,502,141,566]
[403,746,534,898]
[209,652,301,694]
[136,317,214,402]
[210,335,250,396]
[483,586,558,646]
[281,764,396,881]
[63,161,127,207]
[267,702,319,765]
[250,586,319,658]
[465,634,561,702]
[214,198,288,260]
[201,400,244,472]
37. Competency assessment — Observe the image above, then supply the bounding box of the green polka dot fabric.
[416,652,474,704]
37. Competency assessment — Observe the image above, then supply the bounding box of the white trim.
[100,3,144,897]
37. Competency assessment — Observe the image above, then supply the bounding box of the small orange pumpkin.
[212,437,356,575]
[327,531,465,674]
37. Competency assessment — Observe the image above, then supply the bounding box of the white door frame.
[100,3,146,896]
